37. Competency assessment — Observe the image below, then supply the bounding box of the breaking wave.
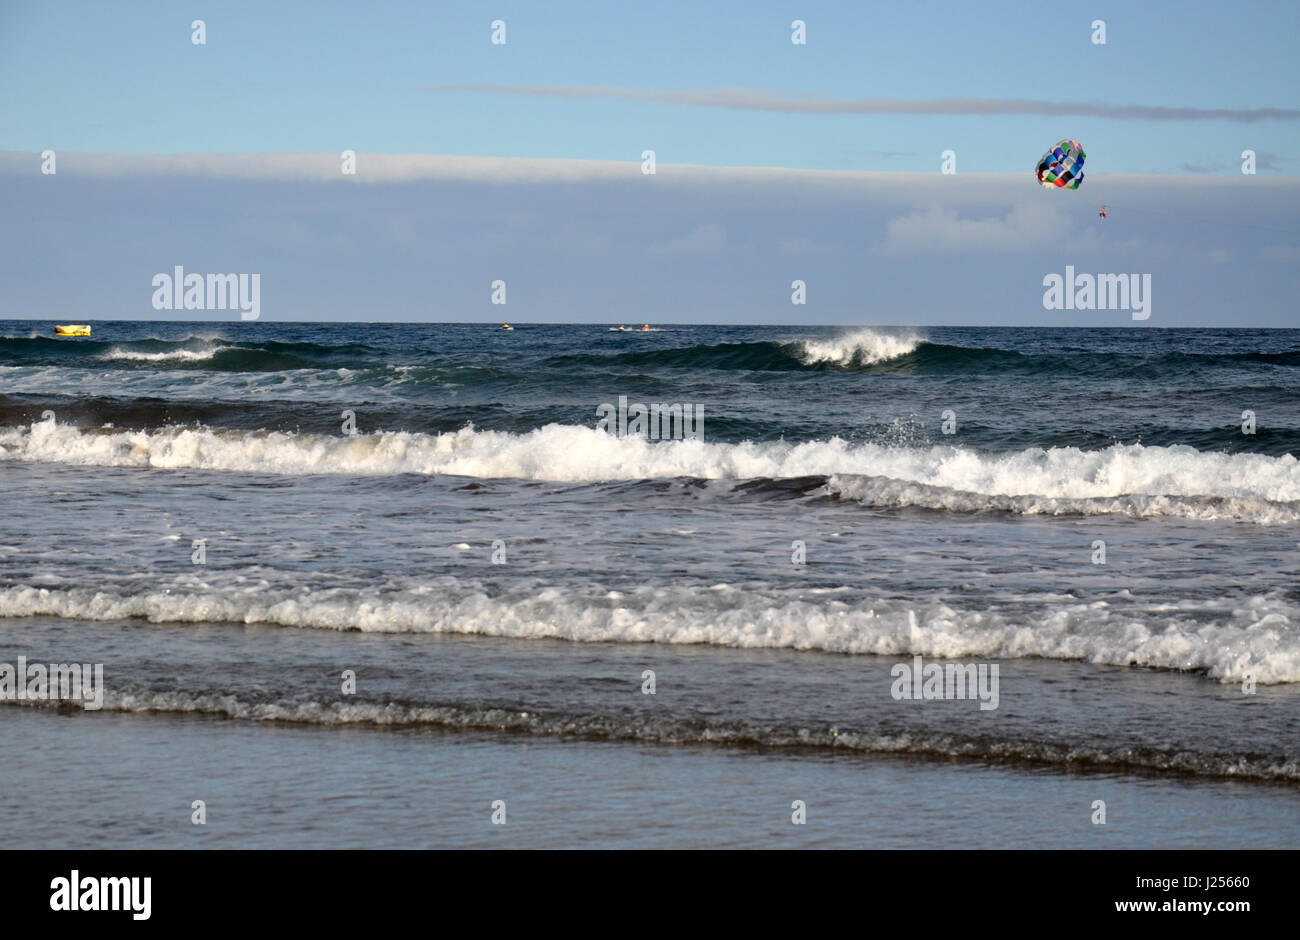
[1,582,1296,683]
[794,328,924,366]
[3,421,1298,522]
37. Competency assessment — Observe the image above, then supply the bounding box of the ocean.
[1,320,1298,848]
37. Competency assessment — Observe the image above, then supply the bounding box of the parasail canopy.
[1036,139,1085,189]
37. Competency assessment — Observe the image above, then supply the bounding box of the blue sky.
[3,0,1298,172]
[1,0,1297,325]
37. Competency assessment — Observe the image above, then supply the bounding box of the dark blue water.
[3,322,1298,454]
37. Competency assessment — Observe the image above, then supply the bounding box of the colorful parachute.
[1036,139,1085,189]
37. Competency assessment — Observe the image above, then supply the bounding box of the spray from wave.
[794,328,923,366]
[98,345,233,363]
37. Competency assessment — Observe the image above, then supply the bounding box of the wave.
[794,328,923,366]
[98,345,234,363]
[7,689,1294,781]
[3,421,1297,522]
[548,331,1300,375]
[552,329,926,372]
[823,473,1300,523]
[2,582,1296,683]
[0,336,382,371]
[1225,349,1300,367]
[7,329,1297,378]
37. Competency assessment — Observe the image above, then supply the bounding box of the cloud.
[0,151,646,184]
[778,236,830,255]
[842,150,919,159]
[883,201,1151,254]
[224,217,354,256]
[6,153,1298,200]
[647,223,727,256]
[3,152,1296,326]
[886,202,1077,253]
[424,85,1300,122]
[1254,151,1286,171]
[0,149,950,187]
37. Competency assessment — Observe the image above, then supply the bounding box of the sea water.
[2,321,1297,847]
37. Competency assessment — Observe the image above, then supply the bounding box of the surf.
[3,580,1297,684]
[4,421,1298,523]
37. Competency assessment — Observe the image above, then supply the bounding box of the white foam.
[795,328,922,366]
[824,470,1300,523]
[98,345,230,362]
[2,422,1297,522]
[0,365,401,403]
[1,582,1295,683]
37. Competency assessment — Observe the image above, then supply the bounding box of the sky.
[1,0,1297,325]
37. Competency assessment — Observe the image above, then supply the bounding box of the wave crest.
[794,328,923,366]
[2,583,1296,683]
[3,422,1298,522]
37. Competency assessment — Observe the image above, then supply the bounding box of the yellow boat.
[54,324,91,336]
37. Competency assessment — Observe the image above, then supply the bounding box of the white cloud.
[3,152,1295,204]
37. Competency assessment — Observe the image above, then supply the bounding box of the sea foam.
[3,421,1298,522]
[795,328,922,366]
[1,582,1295,683]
